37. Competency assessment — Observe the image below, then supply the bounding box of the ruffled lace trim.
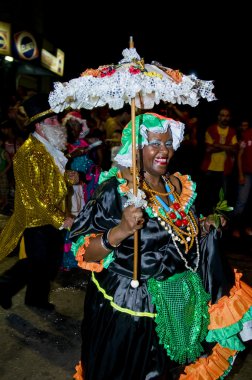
[173,172,197,213]
[73,344,236,380]
[206,269,252,350]
[208,270,252,329]
[98,166,120,185]
[49,47,216,113]
[179,343,237,380]
[98,167,129,196]
[71,232,115,271]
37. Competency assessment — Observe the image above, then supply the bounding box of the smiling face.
[141,129,174,177]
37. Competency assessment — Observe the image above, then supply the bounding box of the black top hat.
[22,93,56,127]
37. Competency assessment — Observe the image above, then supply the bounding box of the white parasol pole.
[129,36,139,288]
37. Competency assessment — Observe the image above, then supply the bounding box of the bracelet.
[101,229,120,251]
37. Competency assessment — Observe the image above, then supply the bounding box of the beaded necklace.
[142,176,200,273]
[142,177,175,196]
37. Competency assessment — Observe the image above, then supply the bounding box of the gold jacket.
[0,135,69,261]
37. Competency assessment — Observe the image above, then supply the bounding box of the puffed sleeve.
[69,177,122,241]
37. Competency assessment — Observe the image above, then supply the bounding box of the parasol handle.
[129,36,134,48]
[130,96,140,289]
[129,36,139,288]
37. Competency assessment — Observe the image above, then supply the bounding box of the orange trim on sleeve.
[76,233,104,272]
[174,172,195,210]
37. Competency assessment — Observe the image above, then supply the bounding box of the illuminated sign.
[0,21,11,55]
[14,31,39,60]
[41,48,64,76]
[0,22,64,76]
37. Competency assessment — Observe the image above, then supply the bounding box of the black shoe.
[25,301,55,311]
[0,284,12,309]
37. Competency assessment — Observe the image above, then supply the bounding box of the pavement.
[0,255,88,380]
[0,214,252,379]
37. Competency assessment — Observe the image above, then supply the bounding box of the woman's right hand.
[103,205,145,249]
[84,205,145,262]
[119,205,145,235]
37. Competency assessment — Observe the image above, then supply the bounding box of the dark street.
[0,255,88,380]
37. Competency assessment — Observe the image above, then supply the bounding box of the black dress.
[70,171,252,380]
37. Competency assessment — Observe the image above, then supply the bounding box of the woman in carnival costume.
[70,112,252,380]
[61,111,100,270]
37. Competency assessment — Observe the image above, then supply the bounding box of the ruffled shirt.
[33,132,67,174]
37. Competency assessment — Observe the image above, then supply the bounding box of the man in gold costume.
[0,93,77,310]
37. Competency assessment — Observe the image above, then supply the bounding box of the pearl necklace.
[171,223,200,273]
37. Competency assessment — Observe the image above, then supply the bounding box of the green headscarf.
[114,112,184,167]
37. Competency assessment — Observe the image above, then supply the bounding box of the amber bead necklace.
[142,177,175,197]
[140,174,200,272]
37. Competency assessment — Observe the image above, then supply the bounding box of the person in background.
[105,128,123,169]
[70,113,252,380]
[236,119,250,141]
[0,119,25,160]
[103,108,131,139]
[200,107,238,215]
[61,110,101,271]
[63,110,94,207]
[167,104,200,179]
[0,94,78,311]
[0,119,25,198]
[231,119,252,238]
[0,132,12,214]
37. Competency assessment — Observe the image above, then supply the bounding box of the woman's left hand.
[219,215,227,228]
[202,214,227,233]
